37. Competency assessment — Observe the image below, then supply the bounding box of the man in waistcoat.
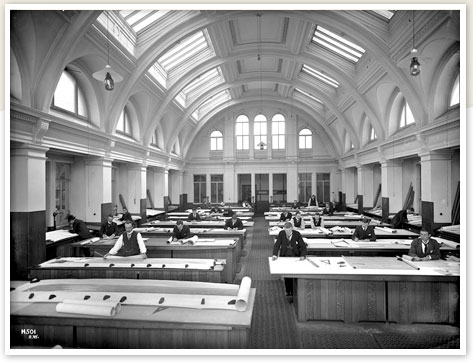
[103,220,147,259]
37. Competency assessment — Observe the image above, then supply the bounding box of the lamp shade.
[92,64,123,83]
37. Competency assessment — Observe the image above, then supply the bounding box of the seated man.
[225,214,244,230]
[271,222,307,301]
[292,200,301,209]
[223,207,234,217]
[103,220,147,259]
[99,214,118,239]
[210,205,222,214]
[352,217,376,241]
[120,207,132,222]
[188,208,201,221]
[280,210,292,222]
[172,220,191,241]
[311,213,321,228]
[408,229,441,261]
[292,211,305,229]
[321,202,334,216]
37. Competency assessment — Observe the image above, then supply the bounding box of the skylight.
[158,31,211,72]
[294,88,322,104]
[312,25,365,63]
[174,67,225,108]
[301,64,339,88]
[192,90,231,121]
[119,10,169,33]
[370,10,395,20]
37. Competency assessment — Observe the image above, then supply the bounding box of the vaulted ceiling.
[9,8,460,160]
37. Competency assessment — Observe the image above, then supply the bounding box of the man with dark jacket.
[351,217,376,241]
[68,214,93,240]
[99,214,118,238]
[172,220,191,241]
[408,229,441,261]
[272,222,307,301]
[225,214,244,230]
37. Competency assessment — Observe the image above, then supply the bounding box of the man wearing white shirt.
[103,220,147,259]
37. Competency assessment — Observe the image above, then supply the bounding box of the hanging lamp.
[409,11,421,76]
[93,11,123,90]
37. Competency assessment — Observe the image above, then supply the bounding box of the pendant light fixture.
[409,10,421,76]
[256,13,266,151]
[93,11,123,90]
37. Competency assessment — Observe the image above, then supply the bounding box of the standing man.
[352,217,376,241]
[271,222,307,301]
[99,214,118,239]
[103,220,147,259]
[408,229,441,261]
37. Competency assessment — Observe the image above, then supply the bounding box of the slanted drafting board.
[10,277,252,313]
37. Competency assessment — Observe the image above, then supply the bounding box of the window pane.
[450,74,460,106]
[54,72,76,112]
[78,88,87,117]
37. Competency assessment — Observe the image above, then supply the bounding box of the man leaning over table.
[272,222,307,302]
[407,228,441,261]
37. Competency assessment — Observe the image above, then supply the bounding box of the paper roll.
[62,298,121,313]
[235,276,251,312]
[56,302,117,317]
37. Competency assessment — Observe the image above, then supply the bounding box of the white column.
[151,168,167,208]
[286,164,298,203]
[381,160,403,212]
[341,168,356,204]
[84,157,113,222]
[127,164,147,214]
[357,164,374,207]
[251,173,255,204]
[268,172,273,203]
[419,150,454,223]
[10,144,48,212]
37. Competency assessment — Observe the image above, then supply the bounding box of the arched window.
[271,114,285,150]
[399,99,415,128]
[449,73,460,107]
[254,114,267,150]
[53,70,88,118]
[369,126,377,141]
[235,114,249,150]
[210,130,223,151]
[299,128,312,149]
[117,106,132,135]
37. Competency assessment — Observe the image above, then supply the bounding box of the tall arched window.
[210,130,223,151]
[299,128,312,149]
[271,114,285,150]
[369,126,377,141]
[235,114,249,150]
[117,106,132,135]
[449,73,460,107]
[254,114,267,150]
[53,70,88,118]
[399,99,415,128]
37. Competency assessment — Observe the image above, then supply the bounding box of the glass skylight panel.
[371,10,395,20]
[302,65,339,88]
[183,68,224,96]
[119,10,169,33]
[194,90,230,121]
[295,88,322,104]
[158,31,210,72]
[313,25,365,63]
